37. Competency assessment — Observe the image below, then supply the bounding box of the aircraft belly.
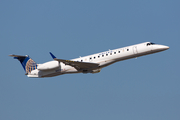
[39,67,79,77]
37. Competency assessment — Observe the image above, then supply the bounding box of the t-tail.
[9,54,38,75]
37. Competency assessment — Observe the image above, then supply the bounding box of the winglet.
[49,52,56,59]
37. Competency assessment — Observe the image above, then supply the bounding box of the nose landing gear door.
[133,46,138,54]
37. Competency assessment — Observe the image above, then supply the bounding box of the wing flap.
[54,58,99,70]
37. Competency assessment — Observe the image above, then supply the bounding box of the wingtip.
[49,52,56,59]
[9,54,27,57]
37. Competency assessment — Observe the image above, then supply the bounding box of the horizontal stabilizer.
[9,54,27,58]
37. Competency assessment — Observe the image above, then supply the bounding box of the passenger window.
[90,57,92,59]
[114,52,116,54]
[81,60,83,62]
[102,55,104,57]
[127,49,129,51]
[94,57,96,59]
[110,53,112,55]
[118,51,120,53]
[98,56,100,58]
[106,54,108,56]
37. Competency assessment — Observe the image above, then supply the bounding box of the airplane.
[9,42,169,78]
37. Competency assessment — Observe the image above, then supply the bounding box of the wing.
[54,58,99,70]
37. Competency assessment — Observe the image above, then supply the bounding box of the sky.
[0,0,180,120]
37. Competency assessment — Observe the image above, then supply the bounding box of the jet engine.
[91,69,101,73]
[37,61,60,71]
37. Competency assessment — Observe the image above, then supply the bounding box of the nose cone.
[159,45,170,50]
[153,45,169,51]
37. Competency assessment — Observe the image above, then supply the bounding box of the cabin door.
[133,46,138,54]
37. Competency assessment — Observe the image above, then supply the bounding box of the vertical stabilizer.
[9,54,38,74]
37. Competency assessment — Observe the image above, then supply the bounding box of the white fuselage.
[27,42,169,78]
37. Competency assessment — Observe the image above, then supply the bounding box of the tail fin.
[9,54,38,74]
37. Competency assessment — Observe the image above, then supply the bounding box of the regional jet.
[9,42,169,78]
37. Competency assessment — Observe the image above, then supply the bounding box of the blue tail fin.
[9,54,38,74]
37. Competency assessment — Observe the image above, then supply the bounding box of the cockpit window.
[150,42,155,45]
[147,43,151,46]
[147,42,156,46]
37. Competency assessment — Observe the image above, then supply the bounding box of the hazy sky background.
[0,0,179,120]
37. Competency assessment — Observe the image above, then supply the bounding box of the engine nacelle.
[37,61,60,71]
[91,69,101,73]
